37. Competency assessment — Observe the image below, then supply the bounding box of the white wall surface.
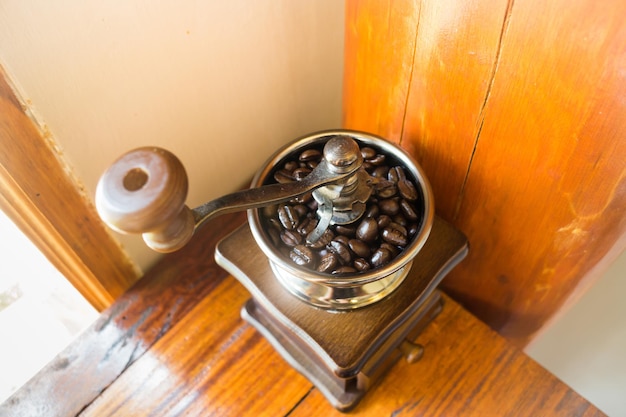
[0,0,345,271]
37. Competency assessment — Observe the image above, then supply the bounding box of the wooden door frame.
[0,65,139,311]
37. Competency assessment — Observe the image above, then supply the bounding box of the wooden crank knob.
[95,147,195,253]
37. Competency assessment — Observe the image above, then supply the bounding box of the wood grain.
[343,0,626,346]
[290,294,603,417]
[1,212,601,416]
[0,212,245,417]
[0,66,139,309]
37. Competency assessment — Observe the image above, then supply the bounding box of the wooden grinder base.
[215,216,468,412]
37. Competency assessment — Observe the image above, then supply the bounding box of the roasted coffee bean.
[317,252,338,273]
[348,239,371,258]
[375,181,397,198]
[368,154,386,166]
[280,229,302,247]
[370,247,392,267]
[380,242,400,257]
[388,166,406,182]
[361,147,377,159]
[334,224,356,237]
[400,199,419,221]
[290,245,315,266]
[278,205,299,230]
[274,169,295,183]
[381,225,408,246]
[328,240,352,265]
[299,148,322,162]
[297,217,318,236]
[398,179,418,201]
[408,223,419,237]
[393,214,408,227]
[371,166,389,178]
[379,198,400,216]
[307,229,334,249]
[333,235,351,246]
[284,161,299,171]
[356,217,379,243]
[333,266,358,275]
[353,258,371,272]
[364,204,380,218]
[377,214,392,229]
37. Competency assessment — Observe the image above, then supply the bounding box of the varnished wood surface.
[0,66,139,310]
[343,0,626,346]
[1,213,603,416]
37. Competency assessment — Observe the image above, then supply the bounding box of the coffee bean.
[354,258,371,272]
[372,166,389,178]
[348,239,371,258]
[376,180,397,198]
[388,166,406,182]
[371,247,392,267]
[377,214,392,229]
[333,235,351,246]
[381,225,408,246]
[290,245,315,266]
[393,213,408,227]
[307,229,334,249]
[284,161,299,171]
[380,242,400,257]
[280,229,301,247]
[368,154,386,166]
[299,149,322,162]
[333,266,358,275]
[398,179,418,201]
[364,204,380,218]
[334,224,356,237]
[379,198,400,216]
[317,252,338,273]
[274,169,295,183]
[297,217,318,236]
[356,217,379,243]
[400,199,419,221]
[278,205,299,230]
[361,147,377,159]
[328,240,352,265]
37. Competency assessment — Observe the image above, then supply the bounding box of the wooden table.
[1,213,604,416]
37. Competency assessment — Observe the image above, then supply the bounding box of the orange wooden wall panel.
[343,0,420,142]
[343,0,626,346]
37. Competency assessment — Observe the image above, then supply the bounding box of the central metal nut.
[323,135,363,173]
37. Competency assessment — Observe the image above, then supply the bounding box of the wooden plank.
[343,0,420,142]
[1,211,601,415]
[342,0,626,347]
[289,294,604,417]
[441,0,626,346]
[80,277,312,417]
[400,0,511,220]
[0,66,139,309]
[0,213,246,417]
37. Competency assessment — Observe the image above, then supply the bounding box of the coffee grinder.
[95,130,468,412]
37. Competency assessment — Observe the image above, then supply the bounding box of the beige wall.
[0,0,345,271]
